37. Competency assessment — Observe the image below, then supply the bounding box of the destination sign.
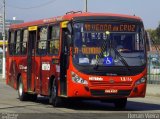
[84,23,137,32]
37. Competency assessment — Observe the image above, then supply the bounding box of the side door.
[27,27,37,91]
[60,26,70,96]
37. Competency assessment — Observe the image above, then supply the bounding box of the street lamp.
[84,0,88,12]
[2,0,6,79]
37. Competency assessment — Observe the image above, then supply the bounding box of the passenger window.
[15,31,21,55]
[48,25,60,55]
[21,30,28,55]
[9,31,15,55]
[37,27,48,55]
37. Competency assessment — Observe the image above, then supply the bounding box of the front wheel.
[18,76,28,101]
[49,80,62,107]
[114,98,127,109]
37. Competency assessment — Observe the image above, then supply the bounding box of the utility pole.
[2,0,6,79]
[84,0,88,12]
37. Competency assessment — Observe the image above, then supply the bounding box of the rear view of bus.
[64,13,147,109]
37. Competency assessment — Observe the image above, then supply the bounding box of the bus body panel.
[36,56,58,96]
[6,56,28,90]
[34,56,41,93]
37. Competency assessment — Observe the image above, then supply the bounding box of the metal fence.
[148,51,160,84]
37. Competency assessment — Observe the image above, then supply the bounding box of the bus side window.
[15,30,21,55]
[145,31,150,51]
[8,31,16,55]
[21,29,28,55]
[48,25,60,55]
[37,26,47,55]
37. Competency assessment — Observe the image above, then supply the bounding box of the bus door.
[27,29,37,91]
[60,28,70,96]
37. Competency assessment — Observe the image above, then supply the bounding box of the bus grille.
[90,90,131,97]
[90,81,132,87]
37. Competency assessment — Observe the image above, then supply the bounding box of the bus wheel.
[18,76,28,101]
[114,98,127,109]
[50,81,62,107]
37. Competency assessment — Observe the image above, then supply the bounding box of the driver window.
[113,35,133,52]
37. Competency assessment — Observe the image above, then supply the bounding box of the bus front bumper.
[67,82,146,98]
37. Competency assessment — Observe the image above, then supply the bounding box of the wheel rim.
[19,81,23,96]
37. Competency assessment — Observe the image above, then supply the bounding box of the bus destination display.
[84,23,137,32]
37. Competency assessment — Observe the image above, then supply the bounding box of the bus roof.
[10,12,142,29]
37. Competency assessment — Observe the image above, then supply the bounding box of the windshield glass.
[72,22,146,67]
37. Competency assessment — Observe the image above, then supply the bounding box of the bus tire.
[18,76,28,101]
[114,98,127,109]
[50,80,62,107]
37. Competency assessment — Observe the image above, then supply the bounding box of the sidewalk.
[0,76,159,97]
[146,84,160,97]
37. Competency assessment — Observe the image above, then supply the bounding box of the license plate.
[105,89,118,94]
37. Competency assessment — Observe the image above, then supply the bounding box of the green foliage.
[147,29,157,39]
[146,22,160,44]
[156,23,160,39]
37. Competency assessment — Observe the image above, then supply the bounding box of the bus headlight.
[71,72,88,85]
[135,77,146,86]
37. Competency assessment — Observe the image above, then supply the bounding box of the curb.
[0,76,5,82]
[146,93,160,97]
[0,79,5,82]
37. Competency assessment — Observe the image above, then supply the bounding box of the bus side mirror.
[145,31,151,51]
[66,22,73,47]
[67,34,72,46]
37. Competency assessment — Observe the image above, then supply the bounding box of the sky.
[2,0,160,29]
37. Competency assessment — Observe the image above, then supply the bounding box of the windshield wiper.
[111,46,131,71]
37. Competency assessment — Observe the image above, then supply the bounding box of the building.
[0,15,24,49]
[0,15,24,33]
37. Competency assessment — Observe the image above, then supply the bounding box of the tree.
[146,22,160,45]
[146,29,159,43]
[147,29,156,39]
[156,22,160,40]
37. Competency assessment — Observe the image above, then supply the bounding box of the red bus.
[6,11,147,109]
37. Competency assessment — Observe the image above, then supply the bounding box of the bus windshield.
[72,22,146,67]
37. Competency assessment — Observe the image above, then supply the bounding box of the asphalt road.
[0,81,160,119]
